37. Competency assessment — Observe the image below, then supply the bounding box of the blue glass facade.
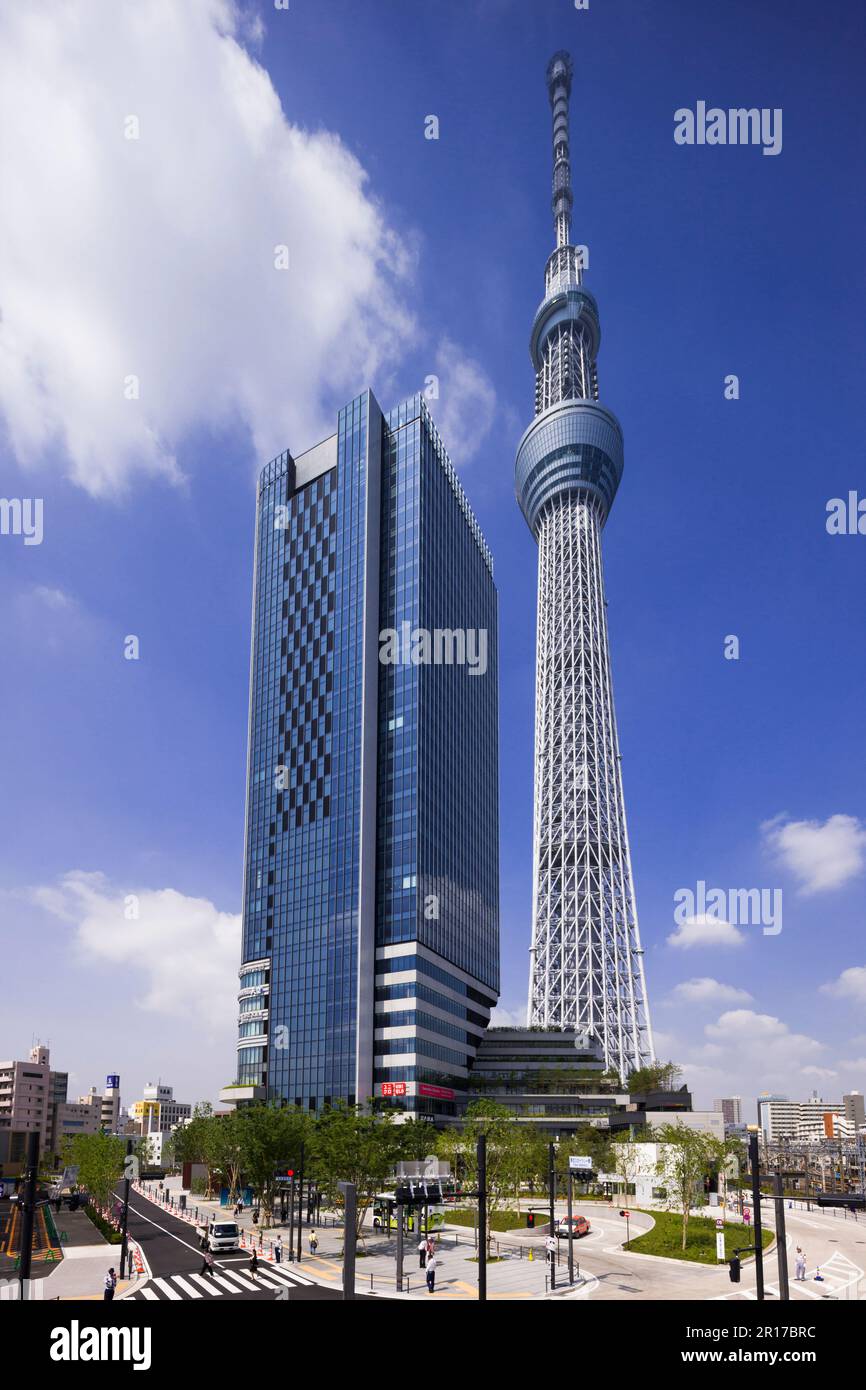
[235,390,498,1117]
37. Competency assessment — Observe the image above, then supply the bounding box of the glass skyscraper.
[227,389,499,1120]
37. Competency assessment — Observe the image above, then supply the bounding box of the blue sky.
[1,0,864,1113]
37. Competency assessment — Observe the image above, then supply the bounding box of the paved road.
[119,1189,330,1301]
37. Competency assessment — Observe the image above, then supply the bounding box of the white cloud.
[665,1009,827,1107]
[762,813,866,895]
[31,586,77,611]
[489,1003,525,1028]
[0,0,415,496]
[667,977,753,1005]
[821,965,866,1005]
[31,870,240,1038]
[666,914,746,950]
[427,337,496,463]
[801,1066,837,1080]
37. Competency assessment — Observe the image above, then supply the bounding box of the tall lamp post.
[748,1125,765,1301]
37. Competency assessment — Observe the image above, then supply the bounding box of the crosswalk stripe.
[217,1267,262,1292]
[152,1277,183,1301]
[171,1275,203,1298]
[187,1274,223,1296]
[138,1287,160,1300]
[203,1270,245,1294]
[254,1271,292,1291]
[264,1264,314,1287]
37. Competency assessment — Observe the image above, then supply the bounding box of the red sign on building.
[380,1082,407,1097]
[418,1084,454,1100]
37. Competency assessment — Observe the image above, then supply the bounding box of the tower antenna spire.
[546,51,574,249]
[515,54,656,1080]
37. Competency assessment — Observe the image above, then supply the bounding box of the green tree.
[555,1125,613,1183]
[235,1104,310,1228]
[653,1124,729,1251]
[171,1103,222,1198]
[61,1132,133,1208]
[626,1061,683,1094]
[438,1101,537,1253]
[312,1103,401,1241]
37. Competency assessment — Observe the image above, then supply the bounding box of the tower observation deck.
[516,52,655,1079]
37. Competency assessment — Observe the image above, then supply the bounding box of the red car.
[556,1216,591,1238]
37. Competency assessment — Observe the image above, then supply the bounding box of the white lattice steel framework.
[516,53,654,1078]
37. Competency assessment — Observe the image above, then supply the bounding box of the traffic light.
[526,1212,535,1229]
[619,1210,626,1218]
[728,1256,741,1284]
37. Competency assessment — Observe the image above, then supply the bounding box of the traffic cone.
[528,1248,533,1261]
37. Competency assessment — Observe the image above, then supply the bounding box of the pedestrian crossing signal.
[728,1256,741,1284]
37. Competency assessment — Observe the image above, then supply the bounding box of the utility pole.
[18,1131,40,1299]
[296,1143,305,1262]
[772,1172,789,1300]
[477,1133,487,1303]
[548,1142,556,1290]
[567,1163,575,1285]
[748,1126,765,1301]
[287,1169,296,1261]
[396,1203,404,1292]
[338,1181,357,1301]
[119,1138,134,1279]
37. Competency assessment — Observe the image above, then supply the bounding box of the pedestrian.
[200,1250,216,1277]
[309,1229,318,1256]
[425,1255,438,1294]
[103,1267,117,1301]
[249,1249,259,1280]
[418,1236,427,1269]
[794,1248,806,1281]
[426,1235,435,1264]
[274,1236,282,1264]
[252,1208,259,1226]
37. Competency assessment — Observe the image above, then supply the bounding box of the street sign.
[569,1155,593,1171]
[716,1232,726,1261]
[715,1219,724,1230]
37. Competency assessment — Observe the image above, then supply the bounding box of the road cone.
[528,1247,533,1262]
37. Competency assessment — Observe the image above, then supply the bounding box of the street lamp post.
[287,1170,295,1261]
[119,1139,134,1279]
[396,1203,404,1292]
[296,1144,305,1262]
[567,1165,575,1285]
[748,1126,765,1301]
[17,1131,40,1300]
[338,1181,357,1301]
[548,1142,556,1291]
[772,1171,789,1300]
[477,1133,487,1303]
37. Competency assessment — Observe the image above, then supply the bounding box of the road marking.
[217,1267,263,1292]
[171,1275,203,1298]
[188,1274,222,1296]
[262,1264,315,1287]
[205,1270,247,1294]
[152,1277,183,1301]
[138,1287,160,1301]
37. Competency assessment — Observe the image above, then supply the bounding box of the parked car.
[208,1220,240,1252]
[556,1216,591,1238]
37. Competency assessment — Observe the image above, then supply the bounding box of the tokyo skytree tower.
[516,52,655,1078]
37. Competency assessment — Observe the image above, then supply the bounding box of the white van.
[208,1220,240,1252]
